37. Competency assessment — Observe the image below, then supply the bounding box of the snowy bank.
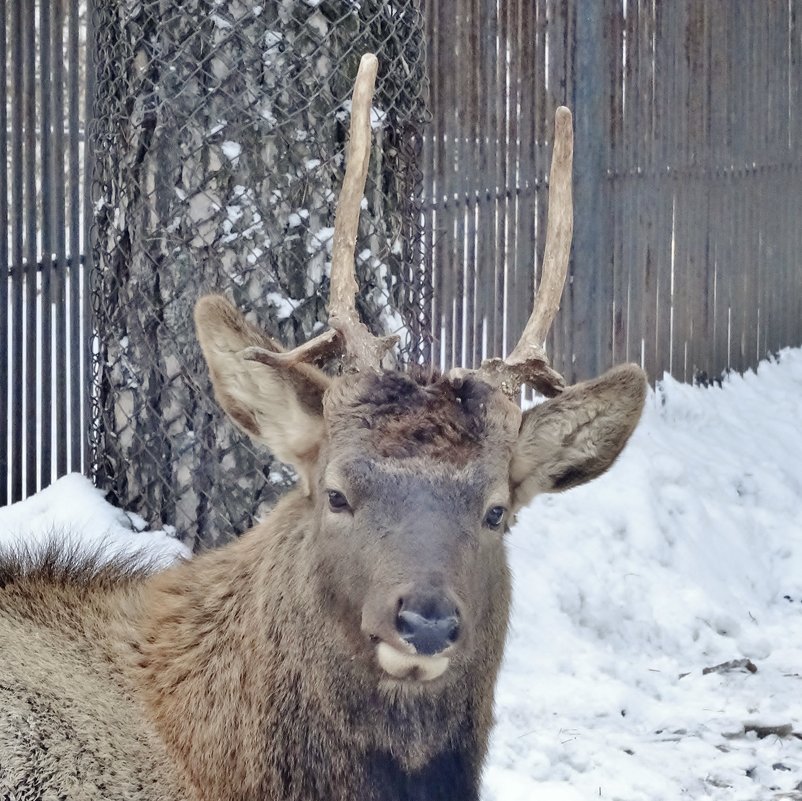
[0,473,189,567]
[487,347,802,800]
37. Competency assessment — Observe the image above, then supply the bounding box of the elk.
[0,54,646,801]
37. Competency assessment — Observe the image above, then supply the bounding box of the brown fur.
[0,296,648,801]
[341,371,497,463]
[0,547,186,800]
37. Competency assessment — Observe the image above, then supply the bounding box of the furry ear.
[194,295,330,493]
[510,364,647,512]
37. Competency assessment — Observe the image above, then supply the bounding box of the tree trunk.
[90,0,427,549]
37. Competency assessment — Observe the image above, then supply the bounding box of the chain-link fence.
[89,0,429,549]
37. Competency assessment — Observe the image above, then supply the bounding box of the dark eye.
[327,490,350,512]
[484,506,506,529]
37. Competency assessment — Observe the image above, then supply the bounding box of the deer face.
[195,57,646,686]
[314,371,520,683]
[195,296,646,685]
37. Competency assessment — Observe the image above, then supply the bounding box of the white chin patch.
[376,642,450,682]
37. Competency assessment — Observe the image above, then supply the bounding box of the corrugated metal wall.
[1,0,92,504]
[423,0,802,385]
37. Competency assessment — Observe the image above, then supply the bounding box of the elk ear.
[194,295,329,492]
[510,364,647,511]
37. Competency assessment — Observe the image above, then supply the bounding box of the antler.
[475,106,573,399]
[244,53,397,373]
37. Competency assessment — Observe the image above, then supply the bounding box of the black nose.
[396,595,460,656]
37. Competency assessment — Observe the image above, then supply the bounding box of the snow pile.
[0,473,188,567]
[487,348,802,800]
[1,349,801,798]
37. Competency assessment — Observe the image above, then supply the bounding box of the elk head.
[195,55,646,687]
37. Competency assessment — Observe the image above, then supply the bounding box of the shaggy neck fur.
[130,490,508,801]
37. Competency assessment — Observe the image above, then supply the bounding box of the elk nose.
[396,596,460,656]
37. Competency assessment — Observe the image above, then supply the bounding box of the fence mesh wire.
[89,0,429,549]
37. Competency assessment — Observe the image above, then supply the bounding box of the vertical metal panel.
[492,0,506,358]
[24,0,38,494]
[673,0,691,380]
[782,1,795,353]
[571,3,609,379]
[686,0,707,381]
[10,0,24,502]
[638,0,658,379]
[2,0,92,500]
[708,0,727,372]
[757,3,770,360]
[465,0,479,368]
[741,0,758,370]
[40,0,54,490]
[790,0,798,350]
[84,0,97,470]
[451,2,466,369]
[462,0,478,369]
[652,0,672,376]
[69,0,83,469]
[432,2,453,365]
[770,0,786,357]
[626,0,644,370]
[622,0,638,367]
[475,0,493,366]
[504,0,520,364]
[53,0,69,477]
[0,0,7,505]
[609,0,626,367]
[482,0,499,358]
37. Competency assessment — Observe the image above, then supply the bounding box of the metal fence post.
[570,1,610,381]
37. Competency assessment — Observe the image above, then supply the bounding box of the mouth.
[375,641,450,682]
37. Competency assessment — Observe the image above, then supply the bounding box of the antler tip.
[358,52,379,76]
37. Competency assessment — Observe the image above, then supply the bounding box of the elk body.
[0,56,646,801]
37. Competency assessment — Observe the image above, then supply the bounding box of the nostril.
[446,617,460,644]
[395,609,461,656]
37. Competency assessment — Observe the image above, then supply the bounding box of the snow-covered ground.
[489,348,802,801]
[1,348,801,799]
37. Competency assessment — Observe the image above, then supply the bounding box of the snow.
[288,209,310,228]
[266,291,302,321]
[0,473,188,567]
[209,13,232,30]
[2,348,802,798]
[221,140,242,164]
[337,100,389,130]
[487,348,802,800]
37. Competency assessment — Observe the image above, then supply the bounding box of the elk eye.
[484,506,506,529]
[327,490,350,512]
